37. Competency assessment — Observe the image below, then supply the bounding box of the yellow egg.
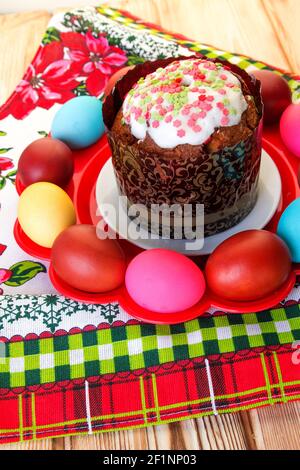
[18,182,76,248]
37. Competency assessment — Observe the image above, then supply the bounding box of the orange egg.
[51,225,126,293]
[205,230,292,302]
[104,66,135,98]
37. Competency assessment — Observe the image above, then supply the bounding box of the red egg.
[18,137,73,188]
[104,66,135,98]
[252,70,292,125]
[205,230,292,302]
[51,225,126,293]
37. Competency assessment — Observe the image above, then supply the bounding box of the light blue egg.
[277,197,300,262]
[51,96,104,149]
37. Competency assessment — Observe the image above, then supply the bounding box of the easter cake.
[103,57,263,237]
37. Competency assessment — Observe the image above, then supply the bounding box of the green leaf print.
[0,148,12,154]
[38,130,49,137]
[0,177,6,190]
[126,55,145,66]
[42,27,61,45]
[4,261,46,287]
[73,81,89,97]
[5,170,17,178]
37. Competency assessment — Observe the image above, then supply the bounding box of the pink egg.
[280,104,300,157]
[125,249,206,313]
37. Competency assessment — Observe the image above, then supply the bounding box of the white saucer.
[95,150,282,256]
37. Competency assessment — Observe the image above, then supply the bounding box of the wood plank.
[149,422,202,450]
[196,414,250,450]
[252,403,300,450]
[0,440,53,450]
[71,428,149,450]
[262,0,300,73]
[242,410,265,450]
[70,418,248,450]
[101,0,290,71]
[0,11,51,105]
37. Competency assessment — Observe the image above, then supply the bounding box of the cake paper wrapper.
[103,56,263,237]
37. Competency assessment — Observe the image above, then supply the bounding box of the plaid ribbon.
[1,346,300,442]
[1,5,300,444]
[1,304,300,389]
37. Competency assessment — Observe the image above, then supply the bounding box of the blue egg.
[51,96,104,149]
[277,197,300,262]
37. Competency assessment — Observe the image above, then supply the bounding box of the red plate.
[14,129,300,324]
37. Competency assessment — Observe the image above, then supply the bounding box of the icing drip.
[122,59,248,149]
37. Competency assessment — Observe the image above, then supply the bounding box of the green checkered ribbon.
[1,304,299,388]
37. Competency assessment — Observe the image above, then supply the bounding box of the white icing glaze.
[122,59,248,149]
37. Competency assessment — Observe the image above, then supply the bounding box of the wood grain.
[0,11,51,105]
[0,0,299,450]
[99,0,291,71]
[262,0,300,73]
[251,402,300,450]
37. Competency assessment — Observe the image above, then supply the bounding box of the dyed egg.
[18,137,73,188]
[125,249,206,313]
[277,198,300,262]
[252,70,292,125]
[104,66,135,98]
[51,225,126,293]
[205,230,292,302]
[280,104,300,157]
[51,96,104,149]
[18,182,76,248]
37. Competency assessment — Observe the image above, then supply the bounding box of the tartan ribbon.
[1,346,300,442]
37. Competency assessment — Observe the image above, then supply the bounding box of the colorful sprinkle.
[181,107,190,116]
[221,117,230,126]
[177,129,186,138]
[122,58,248,147]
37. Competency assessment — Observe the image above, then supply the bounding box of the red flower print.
[61,31,127,96]
[0,268,11,295]
[0,158,13,172]
[0,42,79,120]
[0,269,12,284]
[0,244,7,256]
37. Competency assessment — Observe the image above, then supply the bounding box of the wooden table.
[0,0,299,451]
